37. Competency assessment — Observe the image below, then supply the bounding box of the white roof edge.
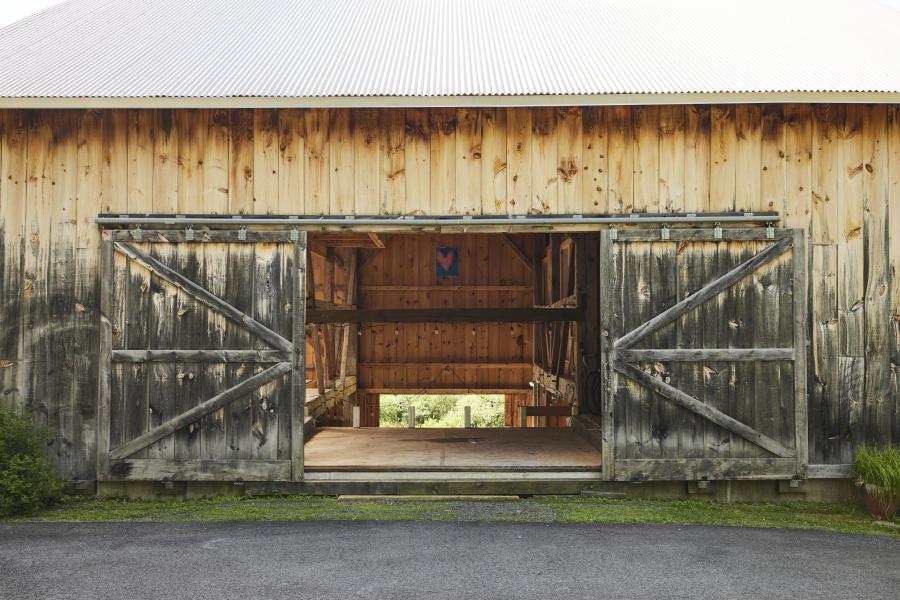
[1,91,899,110]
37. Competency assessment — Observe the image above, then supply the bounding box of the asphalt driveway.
[1,521,897,599]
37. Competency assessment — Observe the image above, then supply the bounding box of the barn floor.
[303,428,602,472]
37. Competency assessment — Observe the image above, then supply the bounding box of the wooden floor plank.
[303,427,602,471]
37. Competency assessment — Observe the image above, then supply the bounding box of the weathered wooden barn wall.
[0,105,898,482]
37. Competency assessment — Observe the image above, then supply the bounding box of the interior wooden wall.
[0,105,897,481]
[356,233,533,393]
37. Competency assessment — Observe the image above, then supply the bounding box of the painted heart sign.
[435,247,460,277]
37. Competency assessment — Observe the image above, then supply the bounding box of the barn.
[0,0,898,500]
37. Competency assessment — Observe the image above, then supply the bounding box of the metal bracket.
[131,225,142,241]
[766,222,775,239]
[609,225,618,241]
[713,222,723,239]
[185,226,194,241]
[290,227,299,242]
[238,226,247,241]
[660,224,670,240]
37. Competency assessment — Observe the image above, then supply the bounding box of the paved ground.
[1,521,897,599]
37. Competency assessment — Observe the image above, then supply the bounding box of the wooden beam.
[524,405,573,417]
[359,285,532,292]
[613,458,797,482]
[307,307,583,324]
[109,362,292,459]
[292,234,308,481]
[359,387,531,395]
[360,362,532,369]
[114,242,292,352]
[615,348,795,362]
[500,234,533,271]
[112,349,290,363]
[614,238,792,349]
[339,250,358,381]
[614,362,794,458]
[106,459,292,482]
[367,232,386,248]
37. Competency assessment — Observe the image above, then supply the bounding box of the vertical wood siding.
[0,105,897,481]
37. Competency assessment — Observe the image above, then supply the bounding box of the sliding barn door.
[96,230,307,482]
[598,228,807,481]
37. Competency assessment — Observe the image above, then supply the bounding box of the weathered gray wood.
[292,235,308,481]
[107,459,292,481]
[109,362,292,459]
[614,362,795,458]
[113,242,292,352]
[598,230,615,480]
[613,458,797,481]
[108,230,302,243]
[807,463,851,479]
[112,349,290,363]
[307,307,583,323]
[792,229,809,476]
[616,348,795,362]
[96,237,114,481]
[614,238,792,349]
[612,228,793,242]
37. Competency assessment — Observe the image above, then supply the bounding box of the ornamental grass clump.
[851,446,900,521]
[0,406,63,517]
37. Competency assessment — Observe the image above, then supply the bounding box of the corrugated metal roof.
[0,0,899,102]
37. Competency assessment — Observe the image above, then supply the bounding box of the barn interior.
[301,231,602,477]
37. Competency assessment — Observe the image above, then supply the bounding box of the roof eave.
[0,91,898,109]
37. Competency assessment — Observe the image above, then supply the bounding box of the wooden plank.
[113,241,292,352]
[292,234,308,480]
[810,244,841,463]
[279,108,304,214]
[430,108,457,214]
[308,307,582,323]
[107,459,292,482]
[481,107,507,214]
[499,234,532,272]
[598,230,615,479]
[811,105,838,245]
[303,109,330,215]
[96,236,114,480]
[862,105,891,445]
[253,109,279,214]
[359,388,530,395]
[684,106,710,213]
[837,105,865,359]
[112,350,290,363]
[581,107,608,212]
[710,105,736,212]
[404,108,430,215]
[792,230,808,475]
[110,362,292,459]
[532,107,558,214]
[455,108,481,214]
[784,104,812,231]
[614,458,796,482]
[632,106,659,213]
[734,105,762,212]
[557,107,582,214]
[615,238,792,349]
[506,108,532,215]
[658,105,685,213]
[614,362,795,459]
[351,109,379,214]
[617,348,795,362]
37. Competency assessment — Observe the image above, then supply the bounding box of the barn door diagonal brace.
[109,362,292,459]
[614,238,792,350]
[614,361,794,458]
[113,242,292,352]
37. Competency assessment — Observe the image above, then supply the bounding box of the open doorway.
[301,231,602,475]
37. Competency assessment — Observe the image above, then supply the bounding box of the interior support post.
[292,232,308,482]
